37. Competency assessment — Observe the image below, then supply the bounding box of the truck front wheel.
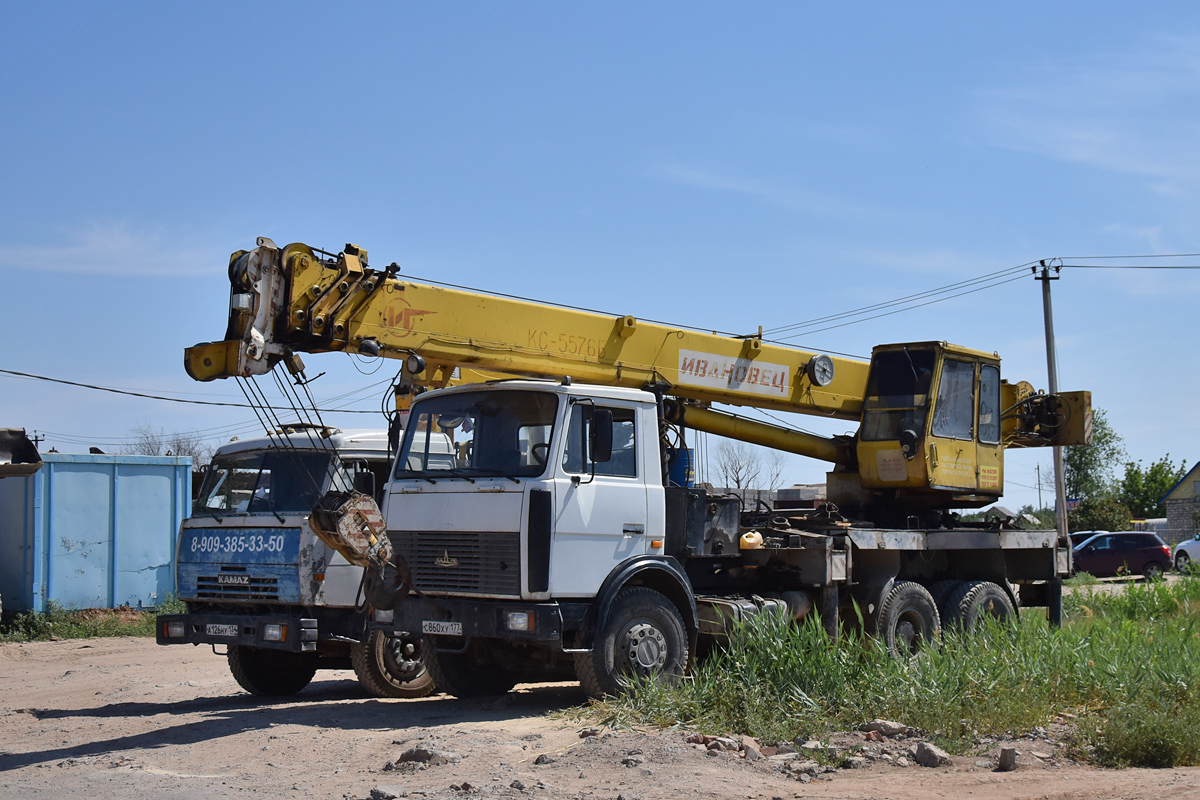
[575,586,688,700]
[876,581,940,657]
[424,642,518,698]
[352,630,435,699]
[227,646,319,696]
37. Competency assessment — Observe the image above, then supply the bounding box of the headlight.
[263,623,287,642]
[165,621,186,638]
[505,611,532,632]
[373,608,394,624]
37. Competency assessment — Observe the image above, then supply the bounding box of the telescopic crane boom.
[187,239,1090,520]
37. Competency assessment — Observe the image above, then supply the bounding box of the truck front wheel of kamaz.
[575,586,688,700]
[227,646,319,696]
[876,581,940,657]
[423,642,518,698]
[351,630,435,698]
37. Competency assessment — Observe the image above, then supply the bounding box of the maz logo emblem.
[434,550,459,568]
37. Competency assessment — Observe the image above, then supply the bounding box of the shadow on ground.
[1,681,589,772]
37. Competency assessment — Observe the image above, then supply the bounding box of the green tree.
[1117,455,1187,518]
[1064,408,1124,500]
[1068,496,1132,533]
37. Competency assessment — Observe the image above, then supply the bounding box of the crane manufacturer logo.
[677,349,790,398]
[384,297,435,338]
[434,550,459,568]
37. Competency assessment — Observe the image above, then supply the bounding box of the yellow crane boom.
[186,238,1090,514]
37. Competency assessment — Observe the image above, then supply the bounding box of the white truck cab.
[382,381,699,698]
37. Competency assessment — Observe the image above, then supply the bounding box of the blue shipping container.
[0,453,191,612]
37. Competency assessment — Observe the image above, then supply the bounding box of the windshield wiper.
[466,468,521,484]
[445,469,476,483]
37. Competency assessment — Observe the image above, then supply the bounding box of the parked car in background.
[1069,530,1106,548]
[1072,531,1172,580]
[1173,535,1200,571]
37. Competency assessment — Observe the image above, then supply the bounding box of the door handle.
[622,524,645,537]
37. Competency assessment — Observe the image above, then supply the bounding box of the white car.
[1173,535,1200,571]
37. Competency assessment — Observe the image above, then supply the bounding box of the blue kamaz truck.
[157,426,433,698]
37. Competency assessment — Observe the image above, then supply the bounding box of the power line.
[0,368,382,413]
[763,262,1035,337]
[772,272,1030,342]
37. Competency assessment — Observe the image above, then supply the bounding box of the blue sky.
[2,3,1198,511]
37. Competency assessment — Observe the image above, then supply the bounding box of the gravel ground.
[3,637,1200,800]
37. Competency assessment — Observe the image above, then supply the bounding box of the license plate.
[206,623,240,637]
[422,620,463,636]
[217,574,251,585]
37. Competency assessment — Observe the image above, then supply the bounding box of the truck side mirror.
[353,471,376,497]
[591,409,613,463]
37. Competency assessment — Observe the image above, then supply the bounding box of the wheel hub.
[624,622,668,674]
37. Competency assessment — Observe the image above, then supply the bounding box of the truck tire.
[423,642,518,698]
[575,586,688,700]
[351,630,435,699]
[876,581,940,657]
[943,580,1014,631]
[227,646,319,697]
[926,579,961,623]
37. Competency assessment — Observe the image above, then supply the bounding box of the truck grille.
[195,575,280,601]
[391,531,521,596]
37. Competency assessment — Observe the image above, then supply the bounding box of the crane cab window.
[861,349,935,441]
[563,405,637,478]
[978,364,1000,444]
[931,359,976,440]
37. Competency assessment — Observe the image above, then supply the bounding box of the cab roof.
[214,427,390,458]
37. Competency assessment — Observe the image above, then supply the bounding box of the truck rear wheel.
[227,646,319,697]
[424,642,518,698]
[876,581,940,657]
[944,580,1014,631]
[575,586,688,700]
[351,630,435,699]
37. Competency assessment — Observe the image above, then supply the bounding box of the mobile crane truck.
[181,238,1090,699]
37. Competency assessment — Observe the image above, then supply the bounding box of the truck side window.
[562,405,637,478]
[931,359,975,440]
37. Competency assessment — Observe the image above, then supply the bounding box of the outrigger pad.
[0,428,43,478]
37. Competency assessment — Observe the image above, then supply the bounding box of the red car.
[1072,531,1172,580]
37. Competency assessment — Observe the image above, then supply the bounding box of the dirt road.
[3,637,1200,800]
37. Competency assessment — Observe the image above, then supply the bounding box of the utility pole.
[1036,463,1043,510]
[1035,260,1068,626]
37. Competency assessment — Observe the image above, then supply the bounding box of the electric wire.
[762,262,1037,337]
[0,368,381,413]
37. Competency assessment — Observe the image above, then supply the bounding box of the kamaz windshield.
[195,450,335,515]
[397,390,558,480]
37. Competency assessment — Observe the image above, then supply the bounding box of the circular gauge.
[807,354,835,387]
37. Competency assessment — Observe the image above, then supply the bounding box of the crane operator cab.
[845,342,1006,519]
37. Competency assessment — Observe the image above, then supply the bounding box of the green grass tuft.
[0,596,187,643]
[590,573,1200,768]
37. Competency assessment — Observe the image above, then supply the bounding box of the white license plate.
[206,623,240,637]
[422,620,463,636]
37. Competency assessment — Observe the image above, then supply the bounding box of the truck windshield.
[195,450,334,515]
[396,390,558,480]
[860,348,935,442]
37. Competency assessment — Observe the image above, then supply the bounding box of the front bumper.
[156,612,319,652]
[379,596,569,645]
